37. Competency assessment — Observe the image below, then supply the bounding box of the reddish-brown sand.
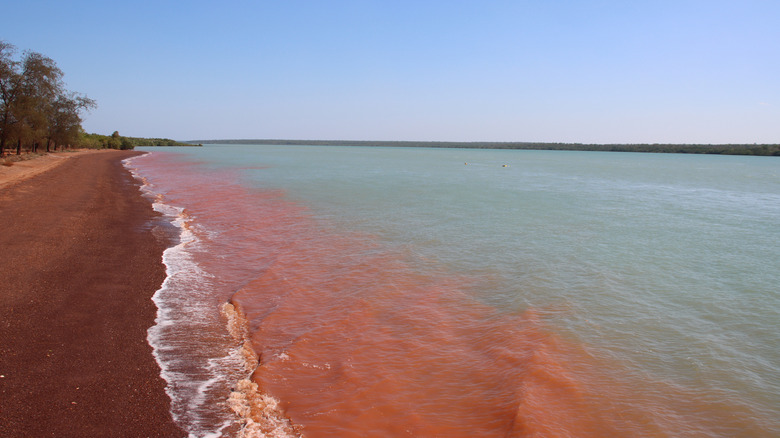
[0,151,185,437]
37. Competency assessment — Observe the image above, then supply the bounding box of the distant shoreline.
[184,139,780,156]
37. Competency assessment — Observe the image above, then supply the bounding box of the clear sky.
[4,0,779,143]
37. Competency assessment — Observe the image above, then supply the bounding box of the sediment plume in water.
[132,154,613,436]
[128,150,777,437]
[223,302,300,437]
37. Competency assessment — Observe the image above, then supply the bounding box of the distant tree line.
[79,131,196,150]
[121,136,197,147]
[196,139,780,156]
[0,41,96,156]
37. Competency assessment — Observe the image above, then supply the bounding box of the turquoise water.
[136,145,779,436]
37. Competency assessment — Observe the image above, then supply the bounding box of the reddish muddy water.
[129,148,780,437]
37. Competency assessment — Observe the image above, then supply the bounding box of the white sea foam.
[125,157,237,436]
[124,155,298,438]
[222,302,298,437]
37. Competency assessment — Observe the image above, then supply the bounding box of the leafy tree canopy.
[0,41,96,155]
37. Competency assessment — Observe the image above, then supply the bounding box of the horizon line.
[183,138,779,146]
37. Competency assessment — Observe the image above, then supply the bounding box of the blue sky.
[4,0,779,143]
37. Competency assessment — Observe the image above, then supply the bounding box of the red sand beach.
[0,151,184,437]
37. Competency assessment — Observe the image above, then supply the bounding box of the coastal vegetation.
[0,41,96,156]
[79,131,195,149]
[194,139,780,156]
[0,41,192,157]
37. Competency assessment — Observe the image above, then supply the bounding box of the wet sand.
[0,151,185,437]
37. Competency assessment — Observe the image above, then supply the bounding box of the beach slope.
[0,151,184,437]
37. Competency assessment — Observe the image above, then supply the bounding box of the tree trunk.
[0,137,5,157]
[16,139,21,155]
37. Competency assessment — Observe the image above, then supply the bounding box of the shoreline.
[0,150,185,436]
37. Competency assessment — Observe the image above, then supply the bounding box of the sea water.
[126,145,780,437]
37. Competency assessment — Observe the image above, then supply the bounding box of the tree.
[46,92,96,151]
[120,136,133,150]
[0,41,96,156]
[105,130,121,149]
[0,41,21,157]
[18,51,64,153]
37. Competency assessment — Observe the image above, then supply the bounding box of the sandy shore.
[0,150,112,191]
[0,151,185,437]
